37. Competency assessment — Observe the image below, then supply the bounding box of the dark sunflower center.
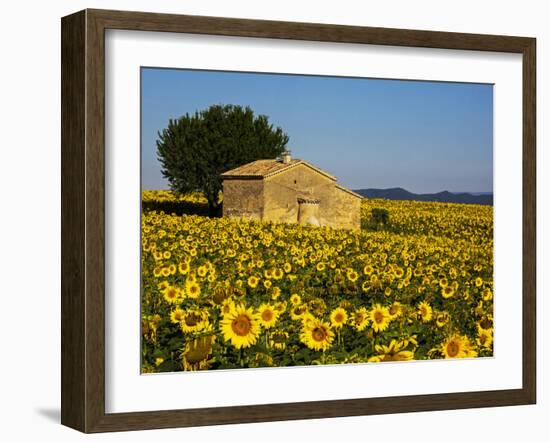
[185,313,201,326]
[312,327,327,342]
[374,311,384,323]
[261,310,274,322]
[335,313,344,323]
[232,315,251,336]
[447,341,460,357]
[389,306,398,315]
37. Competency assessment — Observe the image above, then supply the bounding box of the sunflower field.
[141,190,494,372]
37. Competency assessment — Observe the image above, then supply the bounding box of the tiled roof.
[335,184,363,199]
[221,159,336,181]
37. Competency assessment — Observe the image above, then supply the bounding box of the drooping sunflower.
[181,335,215,371]
[441,335,478,358]
[268,330,289,350]
[257,303,279,329]
[290,304,308,321]
[300,318,334,351]
[436,311,450,328]
[369,304,391,333]
[220,303,260,349]
[368,339,415,362]
[418,301,433,322]
[180,309,209,333]
[330,307,348,329]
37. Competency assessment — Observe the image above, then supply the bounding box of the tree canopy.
[156,104,289,216]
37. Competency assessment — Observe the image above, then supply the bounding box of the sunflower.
[418,301,433,322]
[475,277,484,287]
[271,286,281,300]
[300,318,334,351]
[384,287,392,297]
[316,262,326,272]
[247,275,259,289]
[436,311,450,328]
[182,335,215,371]
[388,302,403,319]
[274,301,287,314]
[369,304,391,333]
[330,307,348,329]
[441,286,455,299]
[220,298,236,316]
[169,307,185,324]
[368,339,415,362]
[272,268,284,280]
[220,304,260,349]
[351,307,369,331]
[441,335,478,358]
[197,265,208,277]
[283,262,292,273]
[477,328,493,348]
[185,280,201,299]
[290,293,302,305]
[290,304,308,321]
[268,331,289,350]
[393,266,404,278]
[482,288,493,301]
[180,309,208,333]
[346,269,358,282]
[163,286,181,304]
[363,264,374,275]
[257,303,279,329]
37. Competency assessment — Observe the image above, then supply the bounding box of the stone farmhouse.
[221,151,362,230]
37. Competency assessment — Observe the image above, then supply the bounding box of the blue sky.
[141,68,493,193]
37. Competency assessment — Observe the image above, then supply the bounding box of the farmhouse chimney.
[281,150,291,164]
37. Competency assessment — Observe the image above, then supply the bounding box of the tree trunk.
[208,199,222,218]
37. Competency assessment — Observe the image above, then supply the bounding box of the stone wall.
[263,164,334,224]
[222,179,264,220]
[324,187,362,230]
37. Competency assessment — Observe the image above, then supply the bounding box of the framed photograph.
[61,9,536,433]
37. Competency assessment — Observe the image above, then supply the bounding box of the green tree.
[156,104,289,216]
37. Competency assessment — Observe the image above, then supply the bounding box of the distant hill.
[353,187,493,206]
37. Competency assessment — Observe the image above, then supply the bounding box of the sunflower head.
[369,304,391,333]
[330,307,348,329]
[257,303,279,329]
[300,318,334,351]
[220,303,260,349]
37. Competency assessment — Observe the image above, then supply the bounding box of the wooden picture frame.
[61,8,536,433]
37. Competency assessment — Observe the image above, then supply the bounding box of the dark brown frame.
[61,8,536,433]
